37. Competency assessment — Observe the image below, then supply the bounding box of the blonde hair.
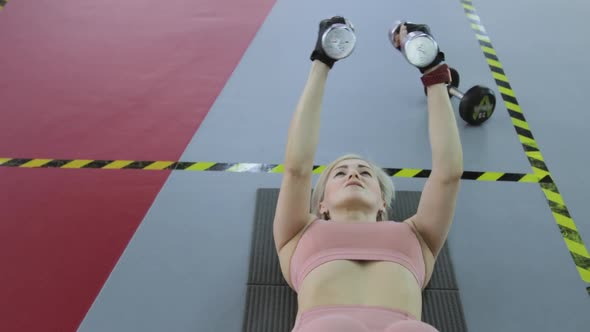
[311,153,395,222]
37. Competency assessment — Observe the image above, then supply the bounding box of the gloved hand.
[392,22,446,73]
[310,16,349,69]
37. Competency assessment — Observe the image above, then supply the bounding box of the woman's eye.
[362,171,371,176]
[335,171,344,177]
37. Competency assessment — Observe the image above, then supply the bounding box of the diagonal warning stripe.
[62,160,94,169]
[461,0,590,294]
[0,156,545,182]
[21,159,53,168]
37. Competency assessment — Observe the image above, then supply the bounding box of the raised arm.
[283,61,329,177]
[273,16,357,253]
[273,60,329,253]
[425,72,463,179]
[391,22,463,259]
[407,67,463,259]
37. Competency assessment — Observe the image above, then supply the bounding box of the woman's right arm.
[284,60,329,176]
[273,60,330,252]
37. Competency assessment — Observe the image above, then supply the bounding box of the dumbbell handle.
[448,86,464,99]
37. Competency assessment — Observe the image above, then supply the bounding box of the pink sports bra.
[289,219,426,292]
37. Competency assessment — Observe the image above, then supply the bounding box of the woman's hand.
[392,21,446,74]
[392,23,408,49]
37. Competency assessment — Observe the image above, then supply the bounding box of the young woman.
[273,17,463,332]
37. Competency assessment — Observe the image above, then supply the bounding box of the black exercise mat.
[244,188,467,331]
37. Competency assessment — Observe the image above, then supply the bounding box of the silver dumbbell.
[388,21,439,68]
[321,18,357,60]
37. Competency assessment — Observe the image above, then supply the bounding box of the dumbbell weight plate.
[458,85,496,125]
[321,23,357,60]
[423,67,460,97]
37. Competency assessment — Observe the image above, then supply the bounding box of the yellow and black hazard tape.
[0,0,8,11]
[0,157,545,182]
[460,0,590,294]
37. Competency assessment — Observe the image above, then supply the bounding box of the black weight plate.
[459,86,496,125]
[450,68,460,90]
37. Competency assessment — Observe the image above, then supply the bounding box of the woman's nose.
[348,171,360,179]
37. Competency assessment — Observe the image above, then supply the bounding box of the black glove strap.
[310,50,335,68]
[330,16,346,25]
[404,23,432,36]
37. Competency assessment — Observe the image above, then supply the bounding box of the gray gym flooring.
[78,0,590,331]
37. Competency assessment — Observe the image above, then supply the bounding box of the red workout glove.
[421,64,452,88]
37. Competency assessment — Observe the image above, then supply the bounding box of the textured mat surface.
[244,188,467,331]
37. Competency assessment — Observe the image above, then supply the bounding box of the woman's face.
[320,159,384,214]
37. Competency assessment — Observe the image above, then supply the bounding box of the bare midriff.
[293,260,426,320]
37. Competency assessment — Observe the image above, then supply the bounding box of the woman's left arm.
[405,67,463,259]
